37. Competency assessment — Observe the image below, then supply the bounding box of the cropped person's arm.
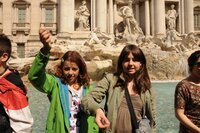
[81,73,112,115]
[81,73,112,129]
[175,109,200,133]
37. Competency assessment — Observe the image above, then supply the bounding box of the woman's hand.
[39,28,52,53]
[95,108,110,129]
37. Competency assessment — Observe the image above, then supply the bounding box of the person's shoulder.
[103,73,121,87]
[175,79,191,92]
[104,72,117,80]
[4,69,27,92]
[4,69,20,78]
[176,79,189,87]
[143,88,156,97]
[104,72,114,77]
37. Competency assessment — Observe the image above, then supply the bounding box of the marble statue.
[161,29,188,53]
[84,27,115,46]
[182,32,200,50]
[166,4,178,30]
[76,0,90,31]
[84,30,101,46]
[118,1,143,35]
[97,29,115,46]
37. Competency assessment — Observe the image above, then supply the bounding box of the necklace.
[68,82,80,90]
[72,84,80,90]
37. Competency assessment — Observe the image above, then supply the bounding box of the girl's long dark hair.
[116,44,151,93]
[55,51,90,86]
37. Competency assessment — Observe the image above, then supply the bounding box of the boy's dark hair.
[0,34,12,58]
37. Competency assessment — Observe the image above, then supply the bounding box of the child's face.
[62,60,80,85]
[122,53,142,77]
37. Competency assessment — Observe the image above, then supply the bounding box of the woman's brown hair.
[55,51,90,86]
[116,44,151,93]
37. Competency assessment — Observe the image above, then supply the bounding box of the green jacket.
[81,73,156,133]
[28,51,99,133]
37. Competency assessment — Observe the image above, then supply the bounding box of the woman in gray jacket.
[81,44,156,133]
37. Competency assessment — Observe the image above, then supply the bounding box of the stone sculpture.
[118,2,143,35]
[161,29,188,53]
[166,4,178,30]
[84,30,101,46]
[76,0,90,31]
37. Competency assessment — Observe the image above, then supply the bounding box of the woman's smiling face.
[122,52,142,77]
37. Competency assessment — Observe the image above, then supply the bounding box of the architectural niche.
[12,0,30,36]
[40,0,57,35]
[75,0,91,31]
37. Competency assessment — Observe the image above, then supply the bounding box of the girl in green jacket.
[28,29,98,133]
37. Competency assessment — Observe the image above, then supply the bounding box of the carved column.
[180,0,185,34]
[109,0,114,33]
[96,0,107,32]
[145,0,150,36]
[135,1,140,24]
[41,6,44,23]
[184,0,194,33]
[14,5,17,23]
[59,0,74,33]
[54,5,56,23]
[150,0,155,36]
[26,5,29,23]
[114,1,117,25]
[154,0,165,37]
[91,0,96,30]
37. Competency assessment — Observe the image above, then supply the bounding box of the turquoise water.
[152,82,179,133]
[28,82,179,133]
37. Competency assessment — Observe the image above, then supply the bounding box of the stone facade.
[0,0,199,58]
